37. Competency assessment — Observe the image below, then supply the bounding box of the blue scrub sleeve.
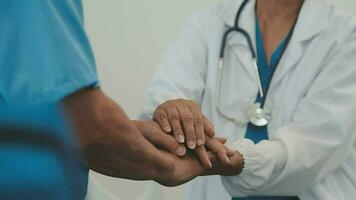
[0,0,99,105]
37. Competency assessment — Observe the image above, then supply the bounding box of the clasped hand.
[154,99,236,167]
[135,99,244,186]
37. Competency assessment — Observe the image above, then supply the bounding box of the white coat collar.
[220,0,333,93]
[221,0,332,43]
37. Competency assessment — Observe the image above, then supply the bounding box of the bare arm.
[63,88,204,186]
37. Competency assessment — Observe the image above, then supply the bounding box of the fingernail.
[177,135,185,143]
[224,155,231,165]
[165,127,172,132]
[196,139,204,146]
[208,160,213,168]
[187,140,196,149]
[175,146,186,156]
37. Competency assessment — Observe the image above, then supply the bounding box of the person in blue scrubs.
[0,1,232,199]
[0,106,88,200]
[0,2,97,197]
[0,0,98,105]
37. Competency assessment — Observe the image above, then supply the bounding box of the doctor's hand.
[153,99,233,168]
[154,99,215,149]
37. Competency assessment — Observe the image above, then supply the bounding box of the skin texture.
[151,0,305,182]
[63,88,239,186]
[61,0,305,187]
[63,88,200,186]
[154,99,215,147]
[154,99,233,168]
[256,0,304,60]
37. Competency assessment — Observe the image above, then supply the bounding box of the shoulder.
[184,0,242,32]
[323,2,356,44]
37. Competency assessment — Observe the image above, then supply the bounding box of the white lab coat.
[141,0,356,199]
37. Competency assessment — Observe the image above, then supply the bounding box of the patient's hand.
[133,121,227,186]
[155,151,206,187]
[204,151,244,176]
[153,99,234,168]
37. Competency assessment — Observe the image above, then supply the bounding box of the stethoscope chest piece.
[247,103,271,127]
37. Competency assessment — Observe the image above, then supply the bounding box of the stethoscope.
[215,0,299,127]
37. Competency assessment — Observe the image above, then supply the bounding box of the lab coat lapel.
[221,0,331,93]
[269,0,332,91]
[222,0,257,81]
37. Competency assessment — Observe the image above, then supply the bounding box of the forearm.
[62,88,171,181]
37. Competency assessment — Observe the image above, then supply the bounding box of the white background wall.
[83,1,356,200]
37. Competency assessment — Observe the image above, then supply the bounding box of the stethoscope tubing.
[215,0,301,124]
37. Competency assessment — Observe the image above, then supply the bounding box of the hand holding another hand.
[154,99,214,147]
[153,99,234,168]
[133,120,209,186]
[133,120,242,187]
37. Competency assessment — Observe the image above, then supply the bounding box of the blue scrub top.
[244,19,289,144]
[0,0,97,198]
[0,0,99,105]
[233,18,299,200]
[0,106,88,200]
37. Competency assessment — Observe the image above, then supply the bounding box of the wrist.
[150,154,177,186]
[229,139,254,177]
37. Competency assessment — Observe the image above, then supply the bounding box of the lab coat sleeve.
[140,14,208,120]
[221,31,356,196]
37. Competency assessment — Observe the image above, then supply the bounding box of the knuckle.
[196,133,204,139]
[182,112,194,123]
[158,112,167,121]
[186,130,195,139]
[172,125,183,133]
[194,117,203,126]
[162,136,175,146]
[183,116,194,124]
[168,112,180,121]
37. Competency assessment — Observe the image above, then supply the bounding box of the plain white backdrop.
[83,1,356,199]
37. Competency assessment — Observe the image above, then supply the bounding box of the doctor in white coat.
[142,0,356,199]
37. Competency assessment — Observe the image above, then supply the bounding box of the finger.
[206,138,231,166]
[152,129,186,156]
[225,146,235,157]
[203,116,215,137]
[166,108,185,143]
[215,137,227,144]
[195,146,212,168]
[153,108,171,133]
[177,106,196,149]
[212,137,234,156]
[189,105,205,146]
[207,151,218,164]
